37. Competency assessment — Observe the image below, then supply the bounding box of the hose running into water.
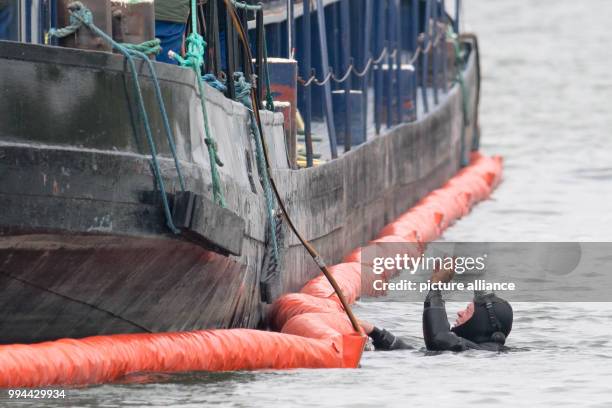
[222,0,363,334]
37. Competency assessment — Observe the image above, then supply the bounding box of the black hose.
[222,0,363,334]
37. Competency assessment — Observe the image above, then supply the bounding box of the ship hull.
[0,39,478,344]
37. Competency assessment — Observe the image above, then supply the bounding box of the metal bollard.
[111,0,155,55]
[56,0,112,51]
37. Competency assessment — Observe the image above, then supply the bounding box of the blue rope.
[55,2,184,233]
[203,74,227,92]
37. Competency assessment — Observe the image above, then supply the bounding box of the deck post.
[385,1,393,128]
[272,23,281,56]
[454,0,460,33]
[395,0,402,124]
[315,0,338,159]
[432,0,439,105]
[286,0,294,58]
[329,3,340,76]
[340,0,352,151]
[420,0,431,113]
[225,6,236,99]
[211,0,221,76]
[302,0,314,167]
[362,0,373,139]
[256,8,265,103]
[440,0,449,93]
[374,0,384,134]
[411,0,418,120]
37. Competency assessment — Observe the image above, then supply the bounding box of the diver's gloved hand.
[369,327,413,351]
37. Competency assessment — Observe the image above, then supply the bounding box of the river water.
[20,0,612,406]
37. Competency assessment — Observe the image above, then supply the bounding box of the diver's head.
[454,302,475,326]
[451,293,513,344]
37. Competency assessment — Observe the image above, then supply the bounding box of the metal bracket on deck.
[171,191,245,256]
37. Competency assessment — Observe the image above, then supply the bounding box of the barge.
[0,0,479,344]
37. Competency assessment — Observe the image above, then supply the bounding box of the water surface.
[12,0,612,406]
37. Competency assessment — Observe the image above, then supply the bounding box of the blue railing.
[1,0,461,168]
[0,0,56,43]
[260,0,460,166]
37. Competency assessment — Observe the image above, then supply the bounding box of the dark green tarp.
[155,0,191,24]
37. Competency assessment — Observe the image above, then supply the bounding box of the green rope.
[224,1,279,261]
[121,39,162,56]
[229,72,279,262]
[53,1,184,233]
[231,0,263,11]
[49,5,162,57]
[48,2,83,38]
[233,72,254,106]
[172,0,226,207]
[197,70,279,262]
[448,27,470,167]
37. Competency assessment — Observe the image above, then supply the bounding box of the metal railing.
[268,0,459,166]
[2,0,461,169]
[0,0,55,43]
[203,0,461,166]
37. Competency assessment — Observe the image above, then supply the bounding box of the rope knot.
[48,1,93,38]
[184,32,206,69]
[68,1,93,24]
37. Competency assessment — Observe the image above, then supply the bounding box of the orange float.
[269,293,344,331]
[301,262,362,304]
[0,153,503,387]
[0,329,365,388]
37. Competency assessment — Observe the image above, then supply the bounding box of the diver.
[361,265,513,351]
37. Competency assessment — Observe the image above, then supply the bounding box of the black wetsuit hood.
[451,293,513,345]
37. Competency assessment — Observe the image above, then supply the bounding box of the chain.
[297,22,447,87]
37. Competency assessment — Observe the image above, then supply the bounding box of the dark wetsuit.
[422,289,505,351]
[369,289,506,352]
[368,327,413,351]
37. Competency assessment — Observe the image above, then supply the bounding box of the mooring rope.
[121,38,162,55]
[49,12,162,56]
[171,0,227,207]
[189,23,281,265]
[228,72,280,263]
[50,1,185,233]
[223,0,363,334]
